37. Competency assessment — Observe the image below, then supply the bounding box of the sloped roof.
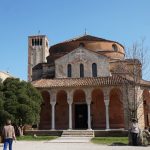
[32,75,130,88]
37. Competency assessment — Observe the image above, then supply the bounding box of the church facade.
[28,34,150,130]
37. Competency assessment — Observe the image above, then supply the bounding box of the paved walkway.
[48,137,92,143]
[0,137,149,150]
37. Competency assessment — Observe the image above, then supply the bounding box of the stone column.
[50,90,56,130]
[85,89,92,130]
[104,100,110,130]
[104,88,110,130]
[67,90,73,130]
[51,102,56,130]
[87,102,91,129]
[68,102,73,129]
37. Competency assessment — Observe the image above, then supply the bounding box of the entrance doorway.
[75,104,88,129]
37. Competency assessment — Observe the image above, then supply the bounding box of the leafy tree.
[0,78,42,129]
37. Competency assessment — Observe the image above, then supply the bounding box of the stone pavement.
[48,137,92,143]
[0,137,149,150]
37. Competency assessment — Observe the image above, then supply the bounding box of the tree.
[125,39,150,121]
[0,78,42,131]
[112,39,150,123]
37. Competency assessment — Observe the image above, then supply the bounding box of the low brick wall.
[24,129,128,137]
[0,136,3,143]
[94,130,128,137]
[24,130,63,136]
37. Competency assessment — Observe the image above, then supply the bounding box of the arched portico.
[39,90,51,129]
[56,90,68,129]
[73,89,87,129]
[109,88,124,128]
[39,87,126,130]
[91,88,105,129]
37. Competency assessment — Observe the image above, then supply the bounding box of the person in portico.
[29,34,150,130]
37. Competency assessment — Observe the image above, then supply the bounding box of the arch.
[67,64,72,77]
[73,89,86,103]
[109,88,125,128]
[39,90,51,129]
[143,89,150,127]
[112,44,118,52]
[73,89,87,129]
[55,90,68,129]
[32,39,35,46]
[80,64,84,77]
[40,38,42,45]
[91,88,105,129]
[92,63,97,77]
[37,39,40,45]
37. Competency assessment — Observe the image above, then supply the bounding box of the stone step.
[61,130,94,137]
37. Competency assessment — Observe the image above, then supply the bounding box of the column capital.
[68,100,73,105]
[48,89,57,96]
[49,89,57,104]
[50,95,56,105]
[104,100,110,106]
[50,101,56,105]
[103,87,110,100]
[85,88,92,104]
[67,89,73,104]
[87,101,91,105]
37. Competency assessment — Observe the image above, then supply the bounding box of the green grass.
[17,135,58,141]
[91,137,128,145]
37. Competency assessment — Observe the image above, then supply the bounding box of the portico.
[36,77,126,130]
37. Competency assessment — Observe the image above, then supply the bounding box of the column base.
[67,128,72,130]
[87,128,93,130]
[105,128,110,131]
[51,129,56,131]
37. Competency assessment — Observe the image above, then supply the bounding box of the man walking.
[2,119,16,150]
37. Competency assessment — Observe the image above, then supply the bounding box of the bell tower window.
[37,39,39,45]
[32,39,35,46]
[40,38,42,45]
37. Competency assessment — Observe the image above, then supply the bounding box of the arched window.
[80,64,84,77]
[37,39,40,45]
[92,63,97,77]
[67,64,72,77]
[35,39,37,46]
[32,39,35,46]
[40,39,42,45]
[112,44,118,51]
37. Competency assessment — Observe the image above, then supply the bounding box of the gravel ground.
[0,137,149,150]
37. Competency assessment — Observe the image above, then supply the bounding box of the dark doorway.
[75,104,88,129]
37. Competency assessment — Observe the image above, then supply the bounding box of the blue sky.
[0,0,150,80]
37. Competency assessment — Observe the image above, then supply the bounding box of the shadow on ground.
[110,142,128,146]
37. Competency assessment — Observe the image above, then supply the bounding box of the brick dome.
[47,35,125,62]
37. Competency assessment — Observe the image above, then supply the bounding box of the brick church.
[28,34,150,130]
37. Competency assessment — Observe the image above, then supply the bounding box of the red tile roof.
[32,75,131,88]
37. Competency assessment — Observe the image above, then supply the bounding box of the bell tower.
[28,35,49,81]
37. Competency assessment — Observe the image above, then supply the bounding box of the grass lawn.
[91,137,128,145]
[17,135,58,141]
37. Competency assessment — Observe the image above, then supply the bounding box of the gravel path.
[0,137,149,150]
